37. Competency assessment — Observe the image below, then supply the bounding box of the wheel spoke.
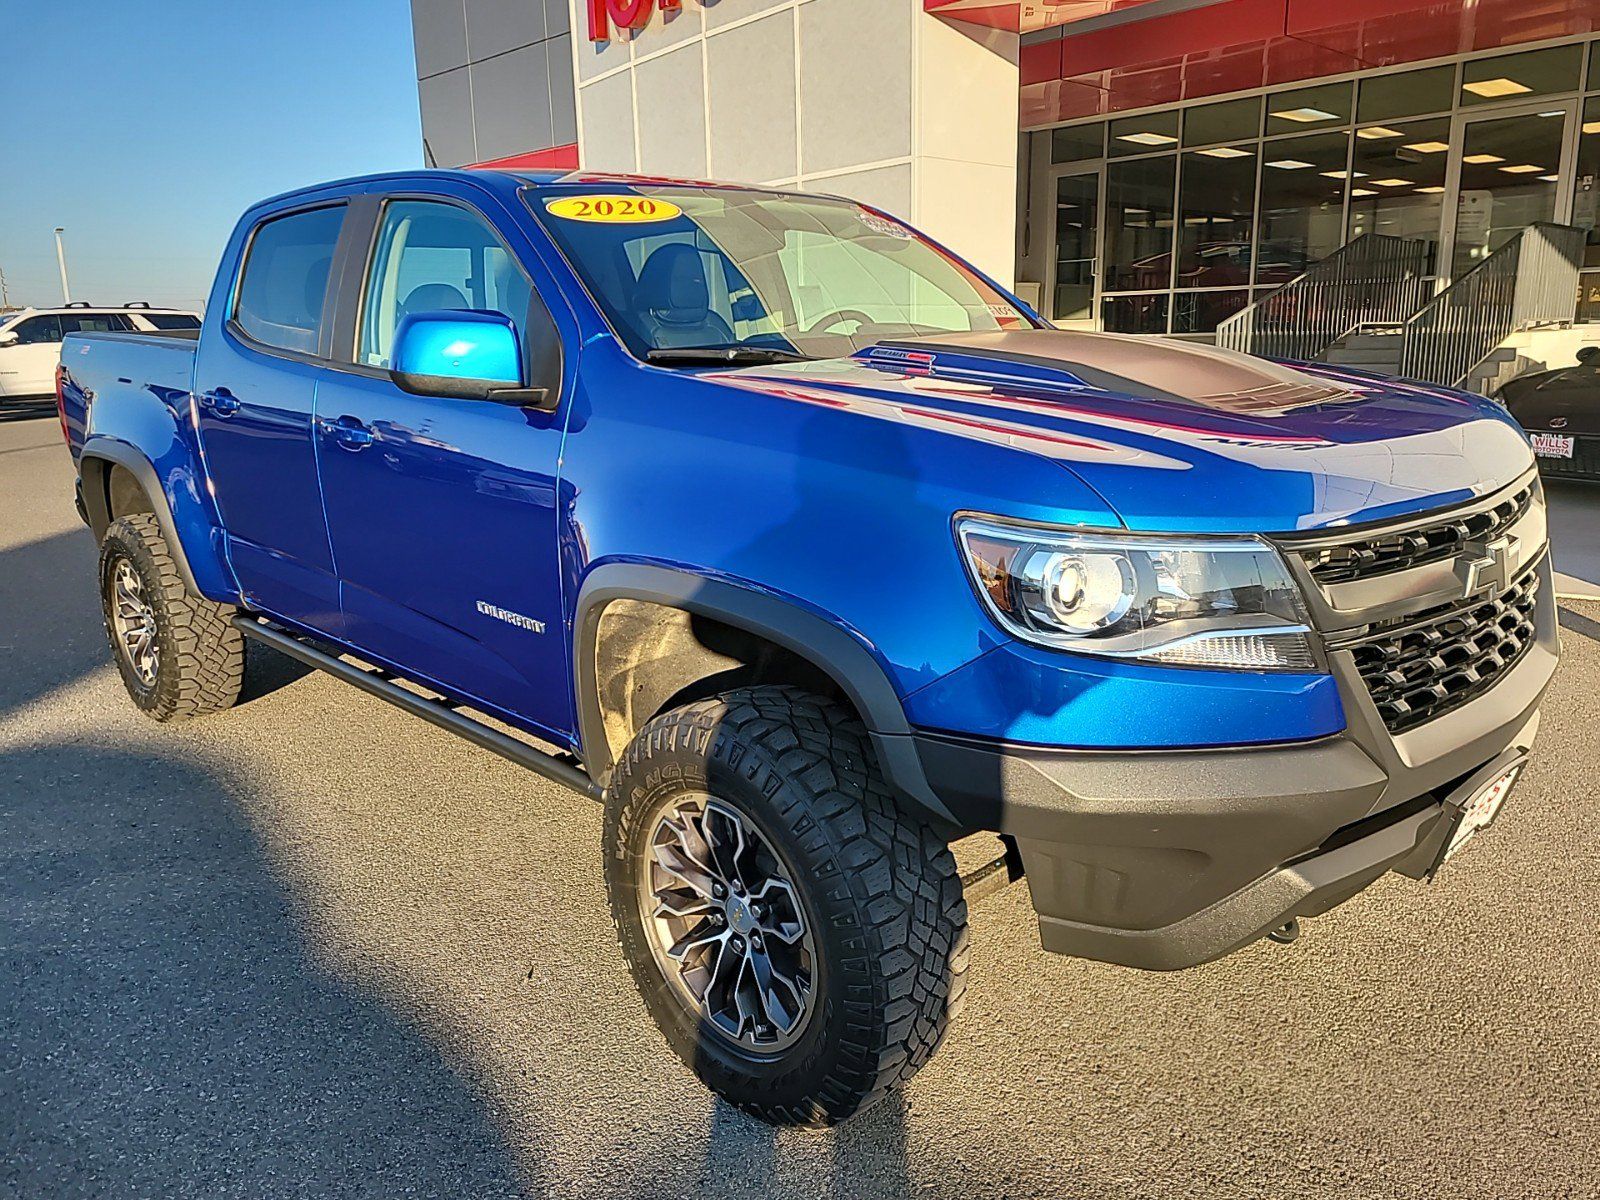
[667,917,726,963]
[651,842,720,900]
[744,947,803,1034]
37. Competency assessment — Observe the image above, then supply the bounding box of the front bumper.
[916,552,1559,970]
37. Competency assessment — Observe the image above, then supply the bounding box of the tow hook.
[1266,917,1301,945]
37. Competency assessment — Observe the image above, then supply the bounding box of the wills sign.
[586,0,684,42]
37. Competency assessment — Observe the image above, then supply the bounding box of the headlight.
[956,516,1316,670]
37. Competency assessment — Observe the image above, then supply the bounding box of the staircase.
[1322,326,1404,374]
[1231,223,1586,396]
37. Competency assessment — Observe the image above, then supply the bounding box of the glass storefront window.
[1265,82,1352,135]
[1103,155,1175,291]
[1103,293,1168,333]
[1451,108,1566,274]
[1574,96,1600,243]
[1171,289,1250,334]
[1256,132,1350,285]
[1052,123,1104,164]
[1183,97,1261,146]
[1462,45,1582,105]
[1347,116,1450,269]
[1108,110,1179,156]
[1357,65,1456,123]
[1177,146,1256,289]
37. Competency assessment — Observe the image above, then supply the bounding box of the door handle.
[199,388,241,416]
[318,415,374,451]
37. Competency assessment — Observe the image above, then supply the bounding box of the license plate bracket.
[1427,757,1525,880]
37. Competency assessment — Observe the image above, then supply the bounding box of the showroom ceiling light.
[1463,77,1532,98]
[1357,126,1403,140]
[1404,141,1451,154]
[1463,153,1505,164]
[1540,174,1560,182]
[1499,164,1544,174]
[1266,159,1315,170]
[1585,121,1600,134]
[1270,107,1340,123]
[1118,131,1178,146]
[1416,186,1445,194]
[1351,188,1378,196]
[1319,169,1368,179]
[1196,146,1252,158]
[1370,178,1414,187]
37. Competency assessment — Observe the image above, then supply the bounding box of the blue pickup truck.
[58,169,1556,1126]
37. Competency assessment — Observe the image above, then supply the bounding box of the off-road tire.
[603,685,969,1126]
[98,513,244,721]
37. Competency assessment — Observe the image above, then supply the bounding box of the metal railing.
[1216,233,1430,361]
[1397,222,1585,388]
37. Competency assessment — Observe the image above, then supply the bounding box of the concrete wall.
[570,0,1021,283]
[411,0,578,166]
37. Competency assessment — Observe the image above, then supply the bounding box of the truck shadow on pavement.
[0,741,537,1199]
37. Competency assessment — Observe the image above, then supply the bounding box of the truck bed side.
[61,330,239,602]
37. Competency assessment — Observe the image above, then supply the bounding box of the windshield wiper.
[645,346,813,366]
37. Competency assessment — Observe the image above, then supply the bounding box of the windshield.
[525,186,1038,360]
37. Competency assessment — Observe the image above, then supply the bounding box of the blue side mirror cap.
[393,309,523,385]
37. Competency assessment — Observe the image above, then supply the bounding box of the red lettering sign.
[587,0,682,42]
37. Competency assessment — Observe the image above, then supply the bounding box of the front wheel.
[602,686,968,1126]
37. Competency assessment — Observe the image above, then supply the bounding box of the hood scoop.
[855,330,1353,414]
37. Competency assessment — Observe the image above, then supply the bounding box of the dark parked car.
[1497,346,1600,481]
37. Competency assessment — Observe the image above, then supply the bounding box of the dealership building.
[409,0,1600,358]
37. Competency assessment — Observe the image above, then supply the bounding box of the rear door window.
[58,314,124,335]
[140,313,202,330]
[233,205,345,355]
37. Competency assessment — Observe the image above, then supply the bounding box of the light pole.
[54,227,71,304]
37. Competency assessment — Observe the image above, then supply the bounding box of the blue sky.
[0,1,423,312]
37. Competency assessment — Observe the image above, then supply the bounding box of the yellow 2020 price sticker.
[545,195,683,223]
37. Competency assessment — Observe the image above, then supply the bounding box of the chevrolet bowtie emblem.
[1457,534,1518,598]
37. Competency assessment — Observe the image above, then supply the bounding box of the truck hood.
[720,330,1534,533]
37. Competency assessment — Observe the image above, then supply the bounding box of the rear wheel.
[98,513,245,721]
[603,685,968,1126]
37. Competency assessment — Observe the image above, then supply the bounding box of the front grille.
[1301,483,1535,585]
[1534,434,1600,480]
[1340,567,1541,734]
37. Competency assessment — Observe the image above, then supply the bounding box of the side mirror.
[388,309,555,410]
[0,330,17,348]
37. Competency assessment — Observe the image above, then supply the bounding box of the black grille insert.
[1302,484,1534,585]
[1339,567,1541,734]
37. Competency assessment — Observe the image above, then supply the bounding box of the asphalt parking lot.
[3,407,1599,1200]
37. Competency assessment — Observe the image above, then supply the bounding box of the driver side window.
[358,200,532,369]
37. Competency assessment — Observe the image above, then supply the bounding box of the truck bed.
[59,330,199,460]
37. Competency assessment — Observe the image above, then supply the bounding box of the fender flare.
[573,563,954,825]
[78,440,204,595]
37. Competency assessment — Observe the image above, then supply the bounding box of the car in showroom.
[0,304,199,402]
[1497,346,1600,481]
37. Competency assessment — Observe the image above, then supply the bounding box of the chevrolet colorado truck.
[58,170,1557,1126]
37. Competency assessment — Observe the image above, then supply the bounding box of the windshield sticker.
[857,209,913,239]
[545,195,682,224]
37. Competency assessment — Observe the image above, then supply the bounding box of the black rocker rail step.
[959,837,1026,906]
[234,617,605,802]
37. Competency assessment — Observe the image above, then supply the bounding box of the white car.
[0,304,201,401]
